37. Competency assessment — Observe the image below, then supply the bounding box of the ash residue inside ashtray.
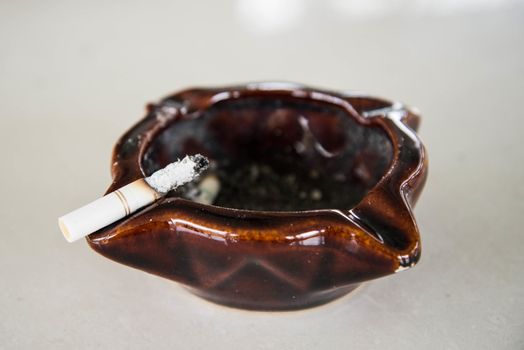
[198,160,350,211]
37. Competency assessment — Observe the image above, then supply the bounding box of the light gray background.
[1,1,523,349]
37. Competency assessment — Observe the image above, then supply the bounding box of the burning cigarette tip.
[193,154,210,173]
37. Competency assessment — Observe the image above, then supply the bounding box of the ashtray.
[87,82,427,311]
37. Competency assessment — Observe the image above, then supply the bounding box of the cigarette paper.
[59,155,209,243]
[59,179,158,242]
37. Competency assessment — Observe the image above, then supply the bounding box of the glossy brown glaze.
[87,82,427,310]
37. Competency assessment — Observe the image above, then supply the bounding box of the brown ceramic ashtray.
[87,82,427,311]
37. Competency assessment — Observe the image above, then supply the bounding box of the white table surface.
[1,1,523,349]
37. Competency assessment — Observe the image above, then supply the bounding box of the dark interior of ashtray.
[142,97,393,211]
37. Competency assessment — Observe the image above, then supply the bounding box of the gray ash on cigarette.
[145,154,209,194]
[193,154,210,173]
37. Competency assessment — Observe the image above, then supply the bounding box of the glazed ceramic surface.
[87,83,427,310]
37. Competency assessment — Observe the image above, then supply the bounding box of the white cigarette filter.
[59,154,209,243]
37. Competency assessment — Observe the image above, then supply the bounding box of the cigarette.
[192,174,221,205]
[58,154,209,243]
